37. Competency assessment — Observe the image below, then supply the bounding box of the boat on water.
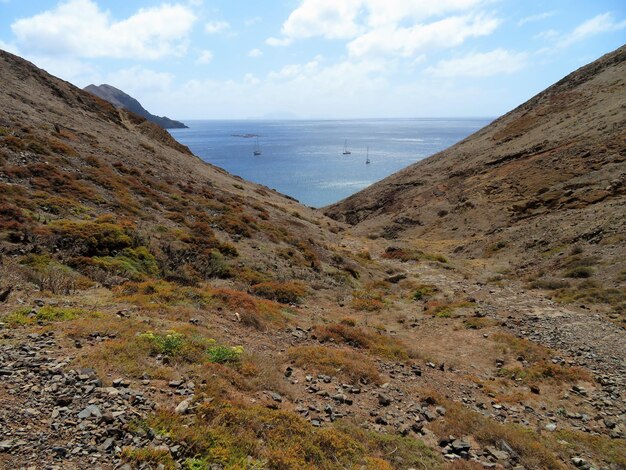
[253,135,261,156]
[365,146,370,164]
[342,139,351,155]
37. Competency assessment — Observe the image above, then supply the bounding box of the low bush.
[49,219,134,256]
[87,246,160,280]
[564,266,594,278]
[250,281,306,304]
[411,284,437,301]
[382,246,447,263]
[351,289,384,311]
[20,254,90,294]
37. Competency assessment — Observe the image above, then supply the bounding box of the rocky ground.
[1,249,623,469]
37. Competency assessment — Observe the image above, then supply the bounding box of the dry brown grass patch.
[288,345,381,384]
[313,323,410,361]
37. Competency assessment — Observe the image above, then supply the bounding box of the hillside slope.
[84,83,188,129]
[326,46,625,287]
[1,50,625,470]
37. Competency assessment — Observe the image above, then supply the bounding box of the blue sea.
[169,118,491,208]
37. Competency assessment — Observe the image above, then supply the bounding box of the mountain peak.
[84,83,188,129]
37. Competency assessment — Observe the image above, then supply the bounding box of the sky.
[0,0,625,120]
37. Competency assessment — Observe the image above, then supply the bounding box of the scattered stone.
[175,398,192,415]
[78,404,102,420]
[0,440,13,452]
[378,393,392,406]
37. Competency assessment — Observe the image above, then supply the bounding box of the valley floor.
[0,235,624,470]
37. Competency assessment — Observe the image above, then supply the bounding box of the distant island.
[83,84,188,129]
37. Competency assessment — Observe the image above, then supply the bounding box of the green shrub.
[89,246,160,280]
[50,219,134,256]
[6,306,85,325]
[207,341,244,364]
[139,331,187,356]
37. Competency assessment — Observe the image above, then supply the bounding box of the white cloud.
[244,73,260,85]
[106,66,174,95]
[268,56,325,80]
[427,49,527,77]
[266,0,495,57]
[266,36,293,46]
[534,29,559,40]
[204,20,230,34]
[245,17,262,26]
[196,49,213,64]
[161,56,390,119]
[11,0,196,60]
[517,11,556,27]
[347,13,499,58]
[558,12,626,48]
[248,48,263,58]
[278,0,363,41]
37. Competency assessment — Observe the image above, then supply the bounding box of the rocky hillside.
[326,46,625,295]
[84,84,188,129]
[1,50,625,470]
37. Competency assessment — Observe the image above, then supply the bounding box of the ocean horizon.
[169,118,492,208]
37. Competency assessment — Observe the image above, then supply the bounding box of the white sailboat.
[365,146,370,164]
[253,135,261,156]
[342,139,351,155]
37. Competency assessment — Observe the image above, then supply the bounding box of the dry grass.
[212,288,287,329]
[116,280,213,309]
[139,402,364,469]
[288,345,381,384]
[463,317,500,329]
[424,300,474,318]
[493,333,591,384]
[492,332,551,363]
[126,400,443,470]
[498,361,592,384]
[426,394,566,469]
[313,323,410,361]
